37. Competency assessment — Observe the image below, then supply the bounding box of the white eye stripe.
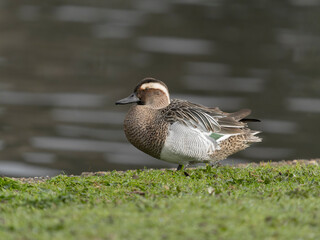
[140,82,170,103]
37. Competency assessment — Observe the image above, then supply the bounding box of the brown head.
[115,78,170,109]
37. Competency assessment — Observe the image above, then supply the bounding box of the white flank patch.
[160,122,217,164]
[140,82,170,103]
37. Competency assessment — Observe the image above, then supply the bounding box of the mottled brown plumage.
[210,135,250,162]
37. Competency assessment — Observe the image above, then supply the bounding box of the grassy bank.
[1,163,320,239]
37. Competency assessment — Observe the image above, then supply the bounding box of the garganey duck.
[116,78,261,170]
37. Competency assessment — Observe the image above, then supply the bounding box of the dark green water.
[0,0,319,176]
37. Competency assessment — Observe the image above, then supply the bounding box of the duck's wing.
[162,99,248,135]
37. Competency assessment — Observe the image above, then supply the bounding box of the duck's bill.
[115,93,140,105]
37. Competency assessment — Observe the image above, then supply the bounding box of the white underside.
[160,122,221,165]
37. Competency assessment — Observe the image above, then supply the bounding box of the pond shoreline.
[8,158,319,184]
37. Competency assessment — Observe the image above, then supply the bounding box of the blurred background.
[0,0,319,177]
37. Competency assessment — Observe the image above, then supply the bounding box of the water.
[0,0,319,176]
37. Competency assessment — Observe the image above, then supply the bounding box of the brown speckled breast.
[123,105,169,159]
[210,135,249,161]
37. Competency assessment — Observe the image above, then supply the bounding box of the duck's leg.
[177,164,184,171]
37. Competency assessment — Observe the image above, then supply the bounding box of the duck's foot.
[176,164,190,176]
[211,162,222,168]
[176,164,184,171]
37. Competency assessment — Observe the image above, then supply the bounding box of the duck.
[116,77,261,170]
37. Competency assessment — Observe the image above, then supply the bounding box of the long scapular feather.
[228,109,251,121]
[190,109,220,131]
[192,110,212,130]
[218,117,244,128]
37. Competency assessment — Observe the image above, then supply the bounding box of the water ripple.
[287,98,320,113]
[0,92,106,107]
[137,37,214,55]
[52,109,125,124]
[0,161,59,177]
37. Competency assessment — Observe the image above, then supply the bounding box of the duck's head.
[115,78,170,108]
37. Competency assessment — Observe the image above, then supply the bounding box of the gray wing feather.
[162,99,247,134]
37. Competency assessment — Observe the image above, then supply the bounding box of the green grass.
[1,164,320,239]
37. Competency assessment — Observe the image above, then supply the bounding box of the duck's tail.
[227,108,262,143]
[245,130,262,143]
[228,109,260,122]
